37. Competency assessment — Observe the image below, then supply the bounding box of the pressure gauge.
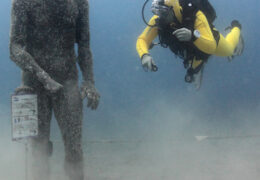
[193,30,201,38]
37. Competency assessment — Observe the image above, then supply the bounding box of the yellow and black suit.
[136,0,241,77]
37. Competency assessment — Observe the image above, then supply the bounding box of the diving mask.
[151,0,173,18]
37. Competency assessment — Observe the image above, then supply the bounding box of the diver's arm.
[76,0,94,84]
[193,10,217,54]
[136,15,159,58]
[9,0,55,86]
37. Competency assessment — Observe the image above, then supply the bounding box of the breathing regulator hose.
[142,0,157,27]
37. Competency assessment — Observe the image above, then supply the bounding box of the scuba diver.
[136,0,244,89]
[9,0,100,180]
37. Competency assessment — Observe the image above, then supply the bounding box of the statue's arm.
[9,0,51,84]
[76,0,95,84]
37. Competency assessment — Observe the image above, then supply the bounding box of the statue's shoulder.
[75,0,89,5]
[12,0,28,6]
[12,0,31,11]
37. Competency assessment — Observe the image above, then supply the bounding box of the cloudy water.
[0,0,260,179]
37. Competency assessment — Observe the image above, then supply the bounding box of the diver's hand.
[141,54,158,72]
[80,81,100,110]
[43,77,63,93]
[172,28,192,42]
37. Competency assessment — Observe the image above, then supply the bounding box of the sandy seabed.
[1,135,260,180]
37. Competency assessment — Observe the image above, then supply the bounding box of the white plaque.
[11,94,38,140]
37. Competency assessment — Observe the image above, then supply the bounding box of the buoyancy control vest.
[156,0,219,62]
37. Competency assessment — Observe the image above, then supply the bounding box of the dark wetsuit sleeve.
[9,0,49,83]
[76,0,94,84]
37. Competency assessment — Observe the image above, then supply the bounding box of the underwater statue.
[9,0,100,179]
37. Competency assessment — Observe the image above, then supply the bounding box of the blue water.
[0,0,260,141]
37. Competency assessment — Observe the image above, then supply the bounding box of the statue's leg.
[22,71,53,180]
[31,90,52,180]
[53,79,84,180]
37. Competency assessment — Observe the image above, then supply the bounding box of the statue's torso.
[22,0,80,79]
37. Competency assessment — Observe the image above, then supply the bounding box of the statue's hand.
[80,81,100,110]
[43,77,63,93]
[37,71,63,93]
